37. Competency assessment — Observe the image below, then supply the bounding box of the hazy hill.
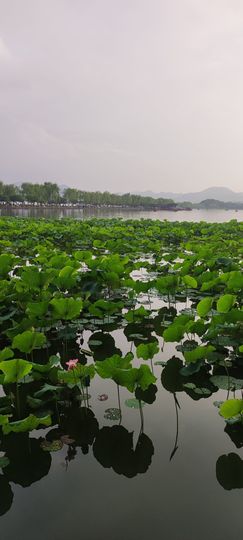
[132,187,243,203]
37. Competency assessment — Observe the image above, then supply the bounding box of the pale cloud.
[0,0,243,192]
[0,35,10,61]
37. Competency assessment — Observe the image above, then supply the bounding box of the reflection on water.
[0,206,243,222]
[0,355,243,540]
[0,316,243,539]
[216,453,243,490]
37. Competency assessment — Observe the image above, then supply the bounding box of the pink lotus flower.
[66,359,79,371]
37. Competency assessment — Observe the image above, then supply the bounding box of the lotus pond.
[0,217,243,540]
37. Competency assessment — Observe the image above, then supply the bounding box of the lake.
[0,215,242,540]
[0,329,242,540]
[0,206,243,222]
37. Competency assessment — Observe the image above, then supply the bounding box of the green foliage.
[216,294,237,313]
[50,297,83,320]
[0,359,32,383]
[58,364,95,385]
[96,354,155,392]
[184,345,215,364]
[0,215,242,438]
[197,297,214,318]
[136,341,159,360]
[183,275,197,289]
[124,306,149,323]
[12,330,46,353]
[0,348,14,361]
[220,399,243,419]
[2,414,52,434]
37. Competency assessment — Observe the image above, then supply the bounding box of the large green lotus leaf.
[0,253,14,278]
[0,414,11,425]
[216,294,236,313]
[182,275,197,289]
[48,254,71,268]
[227,271,243,291]
[20,267,54,290]
[56,266,78,289]
[58,363,95,384]
[124,306,149,323]
[95,353,154,392]
[221,310,243,323]
[0,348,14,362]
[220,399,243,419]
[89,299,123,318]
[184,345,215,364]
[74,250,92,262]
[26,301,49,318]
[0,359,32,383]
[114,369,139,392]
[186,319,207,337]
[0,280,11,303]
[136,364,156,390]
[104,271,120,288]
[96,353,134,379]
[50,297,83,320]
[2,414,52,434]
[32,355,61,374]
[163,313,193,342]
[201,278,219,292]
[101,363,155,393]
[12,330,46,353]
[197,297,214,318]
[163,324,185,343]
[136,340,159,360]
[34,383,62,398]
[156,275,179,293]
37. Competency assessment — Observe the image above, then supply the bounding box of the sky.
[1,0,243,193]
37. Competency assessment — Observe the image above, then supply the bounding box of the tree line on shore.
[0,181,176,208]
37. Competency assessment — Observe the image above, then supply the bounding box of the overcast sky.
[1,0,243,193]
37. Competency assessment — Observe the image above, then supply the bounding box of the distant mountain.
[132,187,243,203]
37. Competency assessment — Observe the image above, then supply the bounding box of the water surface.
[0,329,242,540]
[1,206,243,222]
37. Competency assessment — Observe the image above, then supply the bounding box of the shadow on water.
[0,404,154,515]
[216,454,243,490]
[0,367,243,518]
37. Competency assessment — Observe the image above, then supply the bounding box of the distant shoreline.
[0,202,192,212]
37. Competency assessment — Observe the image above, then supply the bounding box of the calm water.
[0,325,243,540]
[0,206,243,222]
[0,208,243,540]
